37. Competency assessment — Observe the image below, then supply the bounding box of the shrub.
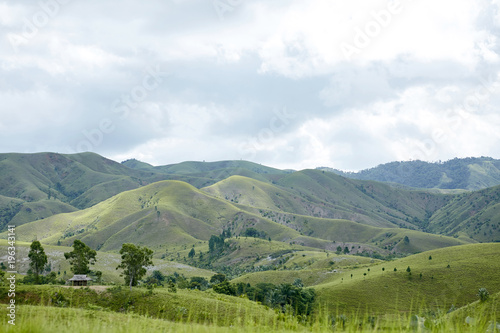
[477,288,490,302]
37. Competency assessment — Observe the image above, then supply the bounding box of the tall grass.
[1,298,498,333]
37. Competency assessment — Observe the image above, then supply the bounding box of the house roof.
[68,274,93,281]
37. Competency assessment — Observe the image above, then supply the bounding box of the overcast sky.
[1,0,500,171]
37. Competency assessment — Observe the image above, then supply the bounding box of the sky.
[1,0,500,171]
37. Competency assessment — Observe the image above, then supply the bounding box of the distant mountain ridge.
[318,157,500,190]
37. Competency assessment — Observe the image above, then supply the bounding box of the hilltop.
[0,153,289,229]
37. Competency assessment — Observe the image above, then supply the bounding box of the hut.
[68,275,93,286]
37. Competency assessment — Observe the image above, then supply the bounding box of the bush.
[213,280,236,296]
[477,288,490,302]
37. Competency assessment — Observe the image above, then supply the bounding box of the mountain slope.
[429,184,500,242]
[321,157,500,190]
[211,170,454,230]
[7,177,469,261]
[0,152,171,229]
[9,180,304,252]
[314,243,500,313]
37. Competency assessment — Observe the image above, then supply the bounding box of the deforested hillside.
[0,152,172,229]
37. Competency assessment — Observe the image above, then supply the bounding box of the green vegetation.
[117,243,154,290]
[323,156,500,190]
[64,239,97,274]
[28,240,48,284]
[1,153,500,331]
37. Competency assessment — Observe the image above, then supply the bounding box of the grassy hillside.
[273,170,454,229]
[429,185,500,242]
[4,152,499,244]
[6,181,305,253]
[0,286,279,327]
[206,172,498,243]
[314,243,500,314]
[323,157,500,190]
[0,152,172,229]
[4,178,469,269]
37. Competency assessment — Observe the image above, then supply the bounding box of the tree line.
[15,240,152,290]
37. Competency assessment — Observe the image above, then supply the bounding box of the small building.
[68,275,93,286]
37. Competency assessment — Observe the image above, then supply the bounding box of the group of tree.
[212,276,315,316]
[24,239,154,290]
[241,227,268,239]
[208,231,230,254]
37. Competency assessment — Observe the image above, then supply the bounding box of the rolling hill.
[0,153,292,230]
[6,178,470,264]
[313,243,500,314]
[0,152,172,229]
[1,152,500,274]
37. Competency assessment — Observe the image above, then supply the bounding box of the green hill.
[428,185,500,242]
[124,159,289,176]
[5,177,470,272]
[204,172,454,230]
[7,180,303,253]
[322,157,500,190]
[313,243,500,314]
[0,152,171,229]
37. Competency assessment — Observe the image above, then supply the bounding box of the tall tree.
[64,240,97,274]
[116,243,154,290]
[28,240,48,284]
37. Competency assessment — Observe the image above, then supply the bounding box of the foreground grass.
[1,303,499,333]
[0,285,498,332]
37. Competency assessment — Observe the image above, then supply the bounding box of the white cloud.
[0,0,499,170]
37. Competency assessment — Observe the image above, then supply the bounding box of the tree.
[210,273,227,285]
[144,270,166,286]
[116,243,154,290]
[28,240,48,284]
[213,280,236,295]
[64,240,97,274]
[188,248,195,258]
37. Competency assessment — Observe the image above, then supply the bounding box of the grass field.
[0,293,498,332]
[314,243,500,314]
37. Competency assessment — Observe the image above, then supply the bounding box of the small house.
[68,275,93,286]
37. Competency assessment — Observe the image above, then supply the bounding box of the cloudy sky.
[1,0,500,171]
